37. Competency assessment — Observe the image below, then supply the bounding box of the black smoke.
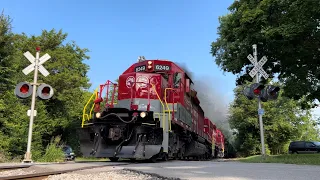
[174,61,233,141]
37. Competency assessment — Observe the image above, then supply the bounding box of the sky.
[2,0,320,118]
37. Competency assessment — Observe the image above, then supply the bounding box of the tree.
[211,0,320,108]
[0,12,16,159]
[229,81,320,156]
[0,12,14,94]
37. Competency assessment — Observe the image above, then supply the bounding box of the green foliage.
[229,81,320,157]
[0,12,15,94]
[238,154,320,165]
[0,151,8,163]
[37,136,65,162]
[0,13,92,162]
[211,0,320,108]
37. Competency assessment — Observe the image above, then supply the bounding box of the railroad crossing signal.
[22,51,51,77]
[17,47,54,163]
[243,44,281,159]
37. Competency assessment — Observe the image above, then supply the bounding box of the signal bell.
[14,82,33,99]
[37,83,54,100]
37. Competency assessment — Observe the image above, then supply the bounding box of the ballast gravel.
[0,165,54,177]
[0,168,36,176]
[45,169,178,180]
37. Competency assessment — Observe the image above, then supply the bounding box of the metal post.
[23,50,40,163]
[253,44,266,158]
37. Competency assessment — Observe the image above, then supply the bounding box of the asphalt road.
[122,160,320,180]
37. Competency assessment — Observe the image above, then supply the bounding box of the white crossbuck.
[22,51,51,77]
[247,54,269,79]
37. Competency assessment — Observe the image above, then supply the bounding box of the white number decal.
[135,66,146,72]
[155,65,170,71]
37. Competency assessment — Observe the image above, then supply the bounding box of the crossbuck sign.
[22,51,51,77]
[247,54,269,79]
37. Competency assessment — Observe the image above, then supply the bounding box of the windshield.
[63,147,72,153]
[313,142,320,146]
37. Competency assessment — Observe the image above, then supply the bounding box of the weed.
[37,136,65,163]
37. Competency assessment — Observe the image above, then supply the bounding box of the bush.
[37,136,65,162]
[0,151,8,163]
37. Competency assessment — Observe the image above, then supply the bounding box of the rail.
[164,88,178,131]
[1,163,131,180]
[82,87,99,128]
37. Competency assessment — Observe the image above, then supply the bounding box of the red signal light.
[42,87,50,95]
[37,83,54,100]
[250,83,265,96]
[253,89,261,95]
[15,82,33,99]
[20,84,29,94]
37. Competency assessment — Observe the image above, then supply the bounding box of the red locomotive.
[79,56,225,162]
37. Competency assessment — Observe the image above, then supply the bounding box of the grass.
[237,154,320,165]
[37,136,65,163]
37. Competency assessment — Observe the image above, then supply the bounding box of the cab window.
[174,72,182,88]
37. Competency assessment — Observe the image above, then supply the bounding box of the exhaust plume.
[175,62,233,141]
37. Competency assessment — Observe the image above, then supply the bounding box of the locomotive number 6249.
[155,64,170,71]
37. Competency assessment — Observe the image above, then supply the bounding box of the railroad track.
[0,162,131,180]
[0,161,75,172]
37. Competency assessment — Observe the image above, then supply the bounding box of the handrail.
[150,84,166,131]
[99,80,118,108]
[82,87,99,128]
[164,88,178,131]
[89,91,99,120]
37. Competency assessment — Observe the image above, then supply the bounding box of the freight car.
[79,56,225,162]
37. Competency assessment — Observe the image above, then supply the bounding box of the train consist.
[79,56,225,162]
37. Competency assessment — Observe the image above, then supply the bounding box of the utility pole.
[24,48,40,163]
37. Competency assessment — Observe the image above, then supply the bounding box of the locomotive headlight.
[148,61,152,65]
[140,112,147,118]
[147,65,152,69]
[96,112,101,118]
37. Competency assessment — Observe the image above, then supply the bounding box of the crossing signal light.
[260,85,280,102]
[268,86,280,100]
[252,83,265,95]
[243,83,265,100]
[15,82,33,99]
[243,86,254,100]
[37,83,54,100]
